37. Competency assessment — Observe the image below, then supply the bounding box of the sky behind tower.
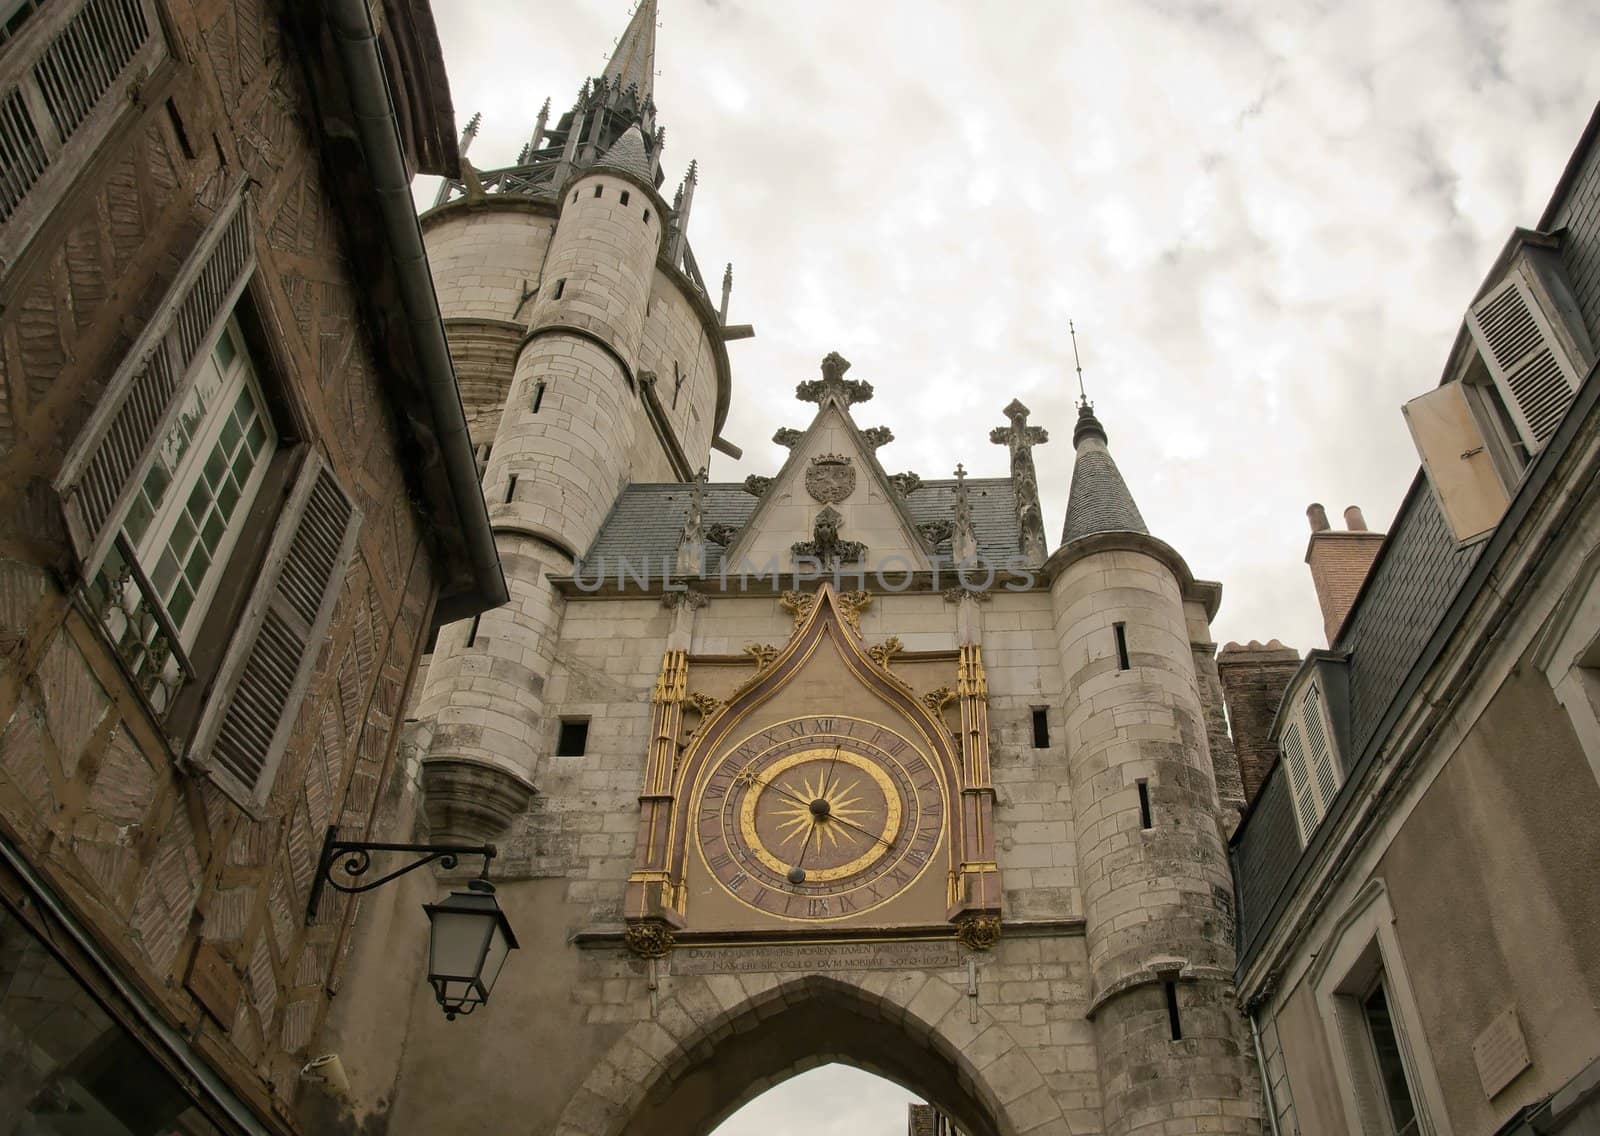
[418,1,1597,1129]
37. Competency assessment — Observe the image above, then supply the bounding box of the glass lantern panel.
[426,905,495,980]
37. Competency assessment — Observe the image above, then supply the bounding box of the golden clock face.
[694,715,946,921]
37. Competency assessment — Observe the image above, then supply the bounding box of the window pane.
[216,478,240,519]
[152,549,179,594]
[1363,983,1419,1135]
[245,417,267,454]
[169,513,196,558]
[122,496,155,547]
[231,448,254,488]
[167,581,193,628]
[200,511,225,553]
[203,449,227,489]
[183,546,210,590]
[220,415,241,456]
[186,483,209,524]
[214,325,237,371]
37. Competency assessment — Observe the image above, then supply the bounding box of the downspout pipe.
[1250,1010,1284,1136]
[325,0,508,622]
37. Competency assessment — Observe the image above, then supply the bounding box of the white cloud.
[420,1,1595,1123]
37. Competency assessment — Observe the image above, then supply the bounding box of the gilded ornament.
[743,642,780,670]
[779,589,816,631]
[623,921,675,959]
[866,636,904,669]
[836,590,873,636]
[923,686,956,714]
[955,914,1002,952]
[685,691,723,717]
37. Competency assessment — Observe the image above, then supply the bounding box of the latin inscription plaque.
[1473,1007,1531,1099]
[668,939,961,976]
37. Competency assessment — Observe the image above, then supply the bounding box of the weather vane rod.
[1069,319,1087,404]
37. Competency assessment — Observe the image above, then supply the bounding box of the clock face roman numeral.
[807,898,830,917]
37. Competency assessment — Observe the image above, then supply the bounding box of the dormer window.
[1406,237,1591,545]
[1281,682,1342,842]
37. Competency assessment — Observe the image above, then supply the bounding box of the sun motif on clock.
[693,715,947,921]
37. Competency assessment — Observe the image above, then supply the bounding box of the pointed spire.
[1061,403,1147,544]
[990,399,1049,566]
[602,0,659,109]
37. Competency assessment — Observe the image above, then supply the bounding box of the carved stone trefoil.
[623,920,676,959]
[917,520,953,547]
[889,471,922,496]
[791,505,866,566]
[805,454,856,504]
[954,914,1002,952]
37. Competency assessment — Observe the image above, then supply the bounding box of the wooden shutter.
[0,0,166,260]
[1280,720,1318,842]
[1403,383,1510,544]
[188,452,361,811]
[1466,274,1581,452]
[55,184,254,577]
[1301,685,1340,813]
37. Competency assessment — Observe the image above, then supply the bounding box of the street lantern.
[306,826,517,1021]
[423,880,519,1020]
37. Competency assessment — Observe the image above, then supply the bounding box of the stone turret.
[1047,401,1259,1136]
[414,4,739,843]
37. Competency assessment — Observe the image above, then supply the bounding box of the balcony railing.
[84,531,194,720]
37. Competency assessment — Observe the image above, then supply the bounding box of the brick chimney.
[1217,639,1302,809]
[1305,503,1386,646]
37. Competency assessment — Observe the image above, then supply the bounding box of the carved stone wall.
[0,0,442,1122]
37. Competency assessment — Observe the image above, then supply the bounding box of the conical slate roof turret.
[1061,402,1147,543]
[593,124,654,182]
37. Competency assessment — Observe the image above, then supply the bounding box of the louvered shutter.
[1466,274,1581,452]
[55,184,254,577]
[188,452,361,811]
[1280,720,1318,843]
[0,0,165,259]
[1301,685,1341,814]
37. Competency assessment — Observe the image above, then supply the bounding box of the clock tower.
[326,7,1265,1135]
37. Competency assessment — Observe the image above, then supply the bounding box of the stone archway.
[553,971,1070,1136]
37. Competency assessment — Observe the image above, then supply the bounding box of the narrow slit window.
[619,190,630,206]
[1138,779,1152,829]
[1031,708,1049,749]
[165,98,196,159]
[556,718,589,757]
[1164,981,1182,1040]
[643,208,651,224]
[571,190,578,203]
[504,474,518,504]
[1114,622,1130,671]
[532,381,546,413]
[593,185,603,198]
[465,614,481,648]
[553,278,565,300]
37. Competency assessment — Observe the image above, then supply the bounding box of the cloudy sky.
[421,0,1595,1129]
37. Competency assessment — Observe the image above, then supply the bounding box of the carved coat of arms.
[805,454,855,504]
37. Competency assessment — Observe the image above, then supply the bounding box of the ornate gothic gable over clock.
[623,584,1002,949]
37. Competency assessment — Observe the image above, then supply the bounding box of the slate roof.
[581,478,1023,573]
[593,125,653,183]
[1061,406,1147,543]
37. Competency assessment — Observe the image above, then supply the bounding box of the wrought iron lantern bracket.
[305,825,497,925]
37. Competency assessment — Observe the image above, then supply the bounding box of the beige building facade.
[1228,107,1600,1136]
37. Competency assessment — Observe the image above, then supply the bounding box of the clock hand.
[815,807,895,851]
[787,816,820,885]
[822,745,842,797]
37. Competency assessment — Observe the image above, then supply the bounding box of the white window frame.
[122,314,278,648]
[0,0,167,268]
[1533,544,1600,790]
[1310,879,1452,1136]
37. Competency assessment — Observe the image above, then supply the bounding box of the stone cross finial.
[952,464,978,565]
[990,399,1050,566]
[796,352,874,408]
[676,469,709,575]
